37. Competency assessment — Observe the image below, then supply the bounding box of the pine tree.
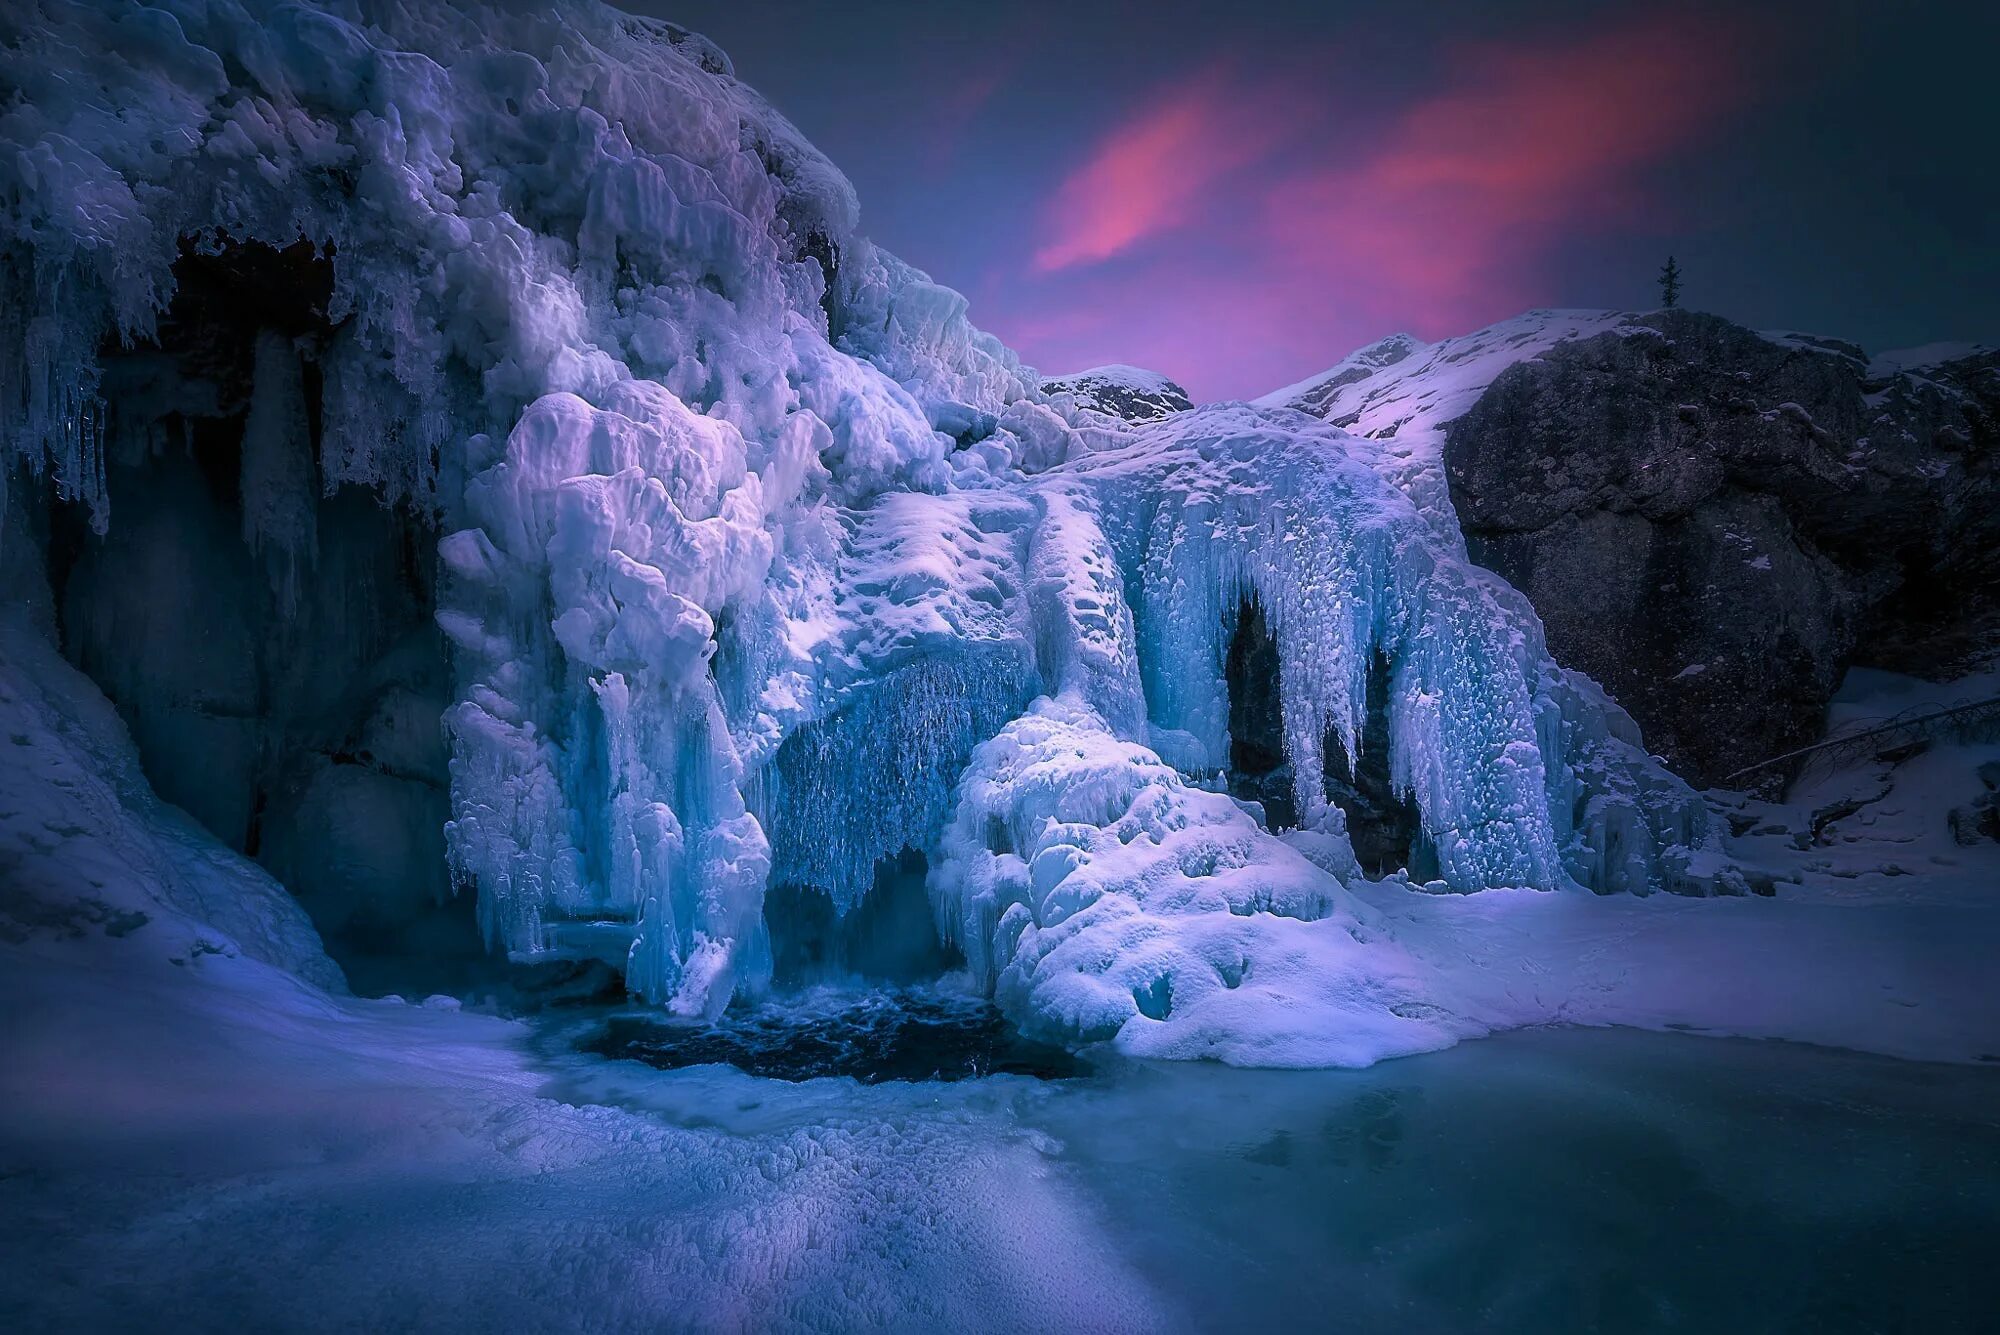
[1658,255,1682,309]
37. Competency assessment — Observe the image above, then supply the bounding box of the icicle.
[765,648,1034,916]
[1,308,111,534]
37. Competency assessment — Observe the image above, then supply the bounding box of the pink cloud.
[987,12,1769,399]
[1031,64,1287,273]
[1267,12,1763,333]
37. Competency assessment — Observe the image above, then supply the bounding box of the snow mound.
[0,602,342,991]
[933,696,1451,1065]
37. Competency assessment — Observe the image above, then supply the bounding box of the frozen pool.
[551,1011,2000,1332]
[5,967,1996,1333]
[1019,1027,2000,1330]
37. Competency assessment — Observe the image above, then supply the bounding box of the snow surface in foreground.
[3,949,1996,1332]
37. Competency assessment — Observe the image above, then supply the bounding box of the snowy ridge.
[1045,364,1179,393]
[1867,341,1996,380]
[2,0,1736,1059]
[1254,331,1427,410]
[1264,312,2000,549]
[1255,311,1645,536]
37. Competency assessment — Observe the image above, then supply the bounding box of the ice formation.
[1,0,1735,1055]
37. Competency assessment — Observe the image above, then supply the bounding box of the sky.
[636,0,1998,401]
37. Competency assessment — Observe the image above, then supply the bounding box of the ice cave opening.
[764,848,961,987]
[32,237,481,998]
[1223,598,1425,878]
[1224,598,1295,828]
[1323,647,1430,881]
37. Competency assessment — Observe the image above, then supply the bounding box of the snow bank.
[0,599,341,991]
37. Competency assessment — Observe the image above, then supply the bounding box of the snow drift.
[1,0,1733,1061]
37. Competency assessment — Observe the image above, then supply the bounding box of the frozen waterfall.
[0,0,1739,1060]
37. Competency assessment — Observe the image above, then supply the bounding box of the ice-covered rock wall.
[1264,312,2000,790]
[1,0,1731,1046]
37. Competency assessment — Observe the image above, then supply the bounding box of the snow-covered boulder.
[1041,364,1194,422]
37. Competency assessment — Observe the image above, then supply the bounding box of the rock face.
[1442,310,1999,788]
[1040,365,1194,421]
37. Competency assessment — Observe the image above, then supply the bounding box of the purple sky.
[642,0,1998,401]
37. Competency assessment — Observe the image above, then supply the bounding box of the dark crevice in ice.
[1226,600,1428,877]
[800,227,843,338]
[1323,649,1427,879]
[764,847,963,987]
[1226,599,1297,829]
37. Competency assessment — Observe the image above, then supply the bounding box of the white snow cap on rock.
[1256,312,1644,537]
[1264,311,2000,547]
[1040,364,1194,421]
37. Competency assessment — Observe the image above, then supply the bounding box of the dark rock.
[1443,311,1999,789]
[1041,365,1194,422]
[1956,761,2000,845]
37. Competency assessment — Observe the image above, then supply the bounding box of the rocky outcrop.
[1041,365,1193,421]
[1442,310,1999,789]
